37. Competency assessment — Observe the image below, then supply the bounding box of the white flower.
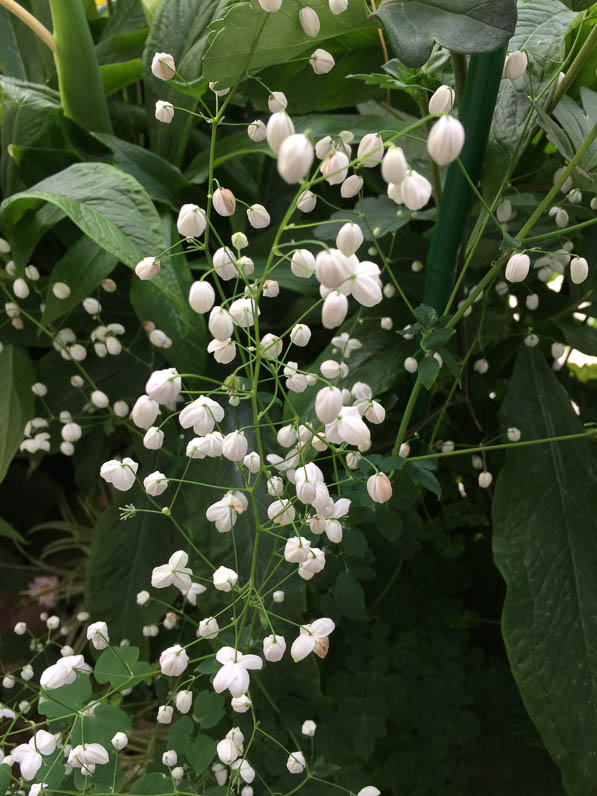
[205,492,244,532]
[503,50,528,80]
[348,259,383,307]
[429,85,454,114]
[246,203,270,229]
[143,426,164,450]
[267,499,296,525]
[155,100,174,123]
[151,52,175,80]
[284,536,311,564]
[259,0,282,10]
[322,291,348,329]
[505,253,530,283]
[213,647,263,697]
[146,368,181,404]
[298,547,326,580]
[100,458,138,491]
[321,151,349,184]
[507,427,521,442]
[213,247,238,281]
[87,621,109,650]
[427,115,465,166]
[159,645,189,676]
[111,732,128,751]
[40,654,85,690]
[266,111,295,153]
[267,91,287,112]
[143,470,168,497]
[325,405,371,448]
[329,0,348,11]
[174,690,192,713]
[183,582,207,605]
[263,634,286,662]
[310,48,334,74]
[232,758,255,784]
[198,617,219,638]
[162,749,177,767]
[222,431,248,462]
[179,395,224,435]
[290,324,311,346]
[213,566,238,592]
[248,119,266,142]
[291,248,315,279]
[278,134,314,183]
[401,170,432,210]
[299,6,320,36]
[212,761,228,784]
[131,395,159,429]
[213,188,236,217]
[188,280,215,315]
[177,204,206,238]
[230,297,259,327]
[570,257,588,284]
[157,705,173,724]
[315,386,343,424]
[336,223,364,257]
[367,473,392,503]
[291,618,335,662]
[152,551,193,592]
[525,293,539,310]
[478,471,493,488]
[297,190,317,212]
[358,788,381,796]
[208,338,236,365]
[381,145,407,184]
[341,174,363,197]
[216,739,239,765]
[357,133,384,167]
[208,306,234,341]
[302,720,316,736]
[287,751,306,774]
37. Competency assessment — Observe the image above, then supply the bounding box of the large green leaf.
[492,347,597,795]
[0,346,34,484]
[0,162,184,312]
[484,0,575,197]
[142,0,231,163]
[373,0,517,68]
[202,0,374,88]
[0,1,54,84]
[86,505,180,646]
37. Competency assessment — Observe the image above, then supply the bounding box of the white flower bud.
[322,151,349,184]
[0,237,10,253]
[401,170,432,210]
[341,174,363,197]
[404,356,418,373]
[322,291,348,329]
[213,565,238,592]
[473,358,489,374]
[291,248,315,278]
[26,266,39,280]
[91,390,109,408]
[259,0,282,10]
[299,7,320,36]
[429,85,455,114]
[188,280,215,314]
[315,248,350,288]
[549,206,568,227]
[266,111,295,153]
[310,48,334,75]
[290,323,311,346]
[551,341,566,359]
[427,115,465,166]
[209,306,234,341]
[524,333,539,348]
[263,634,286,662]
[357,133,384,167]
[209,81,230,97]
[61,422,82,442]
[507,427,521,442]
[302,720,316,736]
[336,222,363,257]
[155,101,174,123]
[162,750,177,767]
[135,257,160,280]
[229,297,258,326]
[213,188,236,217]
[381,316,392,330]
[131,395,159,429]
[297,190,317,212]
[277,134,314,184]
[151,52,175,80]
[381,145,407,184]
[273,590,285,602]
[496,200,514,223]
[478,471,493,488]
[399,442,410,458]
[143,471,168,497]
[570,257,588,284]
[177,204,206,238]
[198,617,219,638]
[231,232,248,250]
[157,705,173,724]
[503,50,528,80]
[31,382,48,397]
[111,732,128,751]
[315,386,343,424]
[367,473,392,503]
[248,119,266,141]
[526,293,539,310]
[175,690,192,713]
[287,752,306,774]
[52,282,70,299]
[13,278,29,299]
[247,204,270,229]
[267,91,287,113]
[137,590,150,605]
[505,253,530,283]
[159,644,188,676]
[243,451,261,473]
[329,0,348,11]
[222,431,248,461]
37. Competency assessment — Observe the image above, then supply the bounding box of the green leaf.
[373,0,517,68]
[0,162,184,312]
[71,703,131,748]
[99,58,143,95]
[192,690,225,729]
[94,646,153,690]
[0,516,26,544]
[43,237,117,324]
[130,773,172,795]
[406,461,442,498]
[185,734,216,774]
[335,570,367,621]
[38,672,92,719]
[168,715,194,755]
[423,328,455,350]
[414,304,439,329]
[0,346,34,484]
[315,195,435,242]
[493,347,597,795]
[418,355,440,390]
[0,764,11,796]
[558,320,597,356]
[202,0,374,88]
[85,505,180,646]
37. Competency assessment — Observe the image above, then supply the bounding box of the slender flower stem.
[391,377,423,457]
[0,0,55,50]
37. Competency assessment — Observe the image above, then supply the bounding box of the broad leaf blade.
[373,0,517,68]
[493,347,597,795]
[0,346,34,484]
